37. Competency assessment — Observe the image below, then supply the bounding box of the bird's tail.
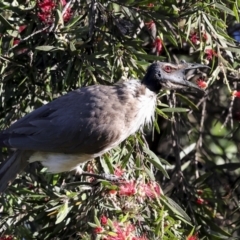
[0,150,31,193]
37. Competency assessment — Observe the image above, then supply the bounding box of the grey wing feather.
[0,85,127,154]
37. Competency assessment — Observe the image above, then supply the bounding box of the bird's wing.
[0,85,130,154]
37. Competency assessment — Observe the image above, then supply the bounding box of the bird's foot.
[81,171,122,182]
[63,172,123,189]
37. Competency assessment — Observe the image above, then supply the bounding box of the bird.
[228,22,240,43]
[0,61,208,192]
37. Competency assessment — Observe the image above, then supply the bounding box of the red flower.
[132,237,148,240]
[124,223,135,237]
[145,20,155,30]
[104,222,125,240]
[61,0,72,22]
[37,0,55,23]
[0,236,14,240]
[232,90,240,98]
[139,181,161,198]
[187,234,198,240]
[109,222,134,239]
[108,189,117,195]
[147,3,154,7]
[87,162,94,173]
[94,226,104,234]
[103,221,147,240]
[37,0,72,23]
[205,49,217,60]
[119,181,136,196]
[196,189,203,195]
[153,37,163,56]
[197,79,207,89]
[38,0,55,12]
[13,39,28,54]
[28,184,34,190]
[38,11,53,24]
[114,167,124,177]
[13,39,20,45]
[100,215,108,225]
[132,237,146,240]
[196,197,204,205]
[63,8,72,22]
[18,25,27,33]
[61,0,67,4]
[189,32,199,45]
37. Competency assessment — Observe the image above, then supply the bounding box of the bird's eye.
[164,66,172,73]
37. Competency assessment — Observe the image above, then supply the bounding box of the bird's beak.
[157,61,210,92]
[184,63,209,71]
[183,63,210,91]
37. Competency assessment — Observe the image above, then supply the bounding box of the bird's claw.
[80,171,122,182]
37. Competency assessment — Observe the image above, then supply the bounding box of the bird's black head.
[142,61,209,93]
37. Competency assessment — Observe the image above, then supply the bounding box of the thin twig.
[89,0,97,37]
[194,96,206,179]
[8,26,50,52]
[221,65,232,93]
[221,81,237,130]
[170,91,182,172]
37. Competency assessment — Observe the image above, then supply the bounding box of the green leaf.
[215,163,240,171]
[233,3,239,22]
[155,108,169,119]
[143,147,169,178]
[214,3,234,16]
[120,212,129,223]
[88,222,98,228]
[180,143,196,160]
[0,14,15,29]
[134,53,165,61]
[121,147,134,168]
[202,13,218,36]
[161,107,189,113]
[55,202,72,224]
[69,41,76,52]
[35,45,58,51]
[194,173,212,185]
[163,196,192,223]
[176,93,199,111]
[100,154,114,174]
[154,119,160,134]
[55,9,64,26]
[94,215,101,226]
[196,214,232,237]
[220,46,240,54]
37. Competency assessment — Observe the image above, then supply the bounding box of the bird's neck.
[141,77,161,93]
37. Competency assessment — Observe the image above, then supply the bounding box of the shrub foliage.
[0,0,240,239]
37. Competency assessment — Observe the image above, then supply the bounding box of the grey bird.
[0,61,208,192]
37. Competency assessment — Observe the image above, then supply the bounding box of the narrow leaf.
[161,107,189,113]
[143,147,169,178]
[176,93,199,111]
[55,202,72,224]
[35,45,58,51]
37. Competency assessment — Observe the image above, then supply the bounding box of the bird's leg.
[80,171,122,182]
[75,165,122,182]
[63,172,123,189]
[62,171,123,190]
